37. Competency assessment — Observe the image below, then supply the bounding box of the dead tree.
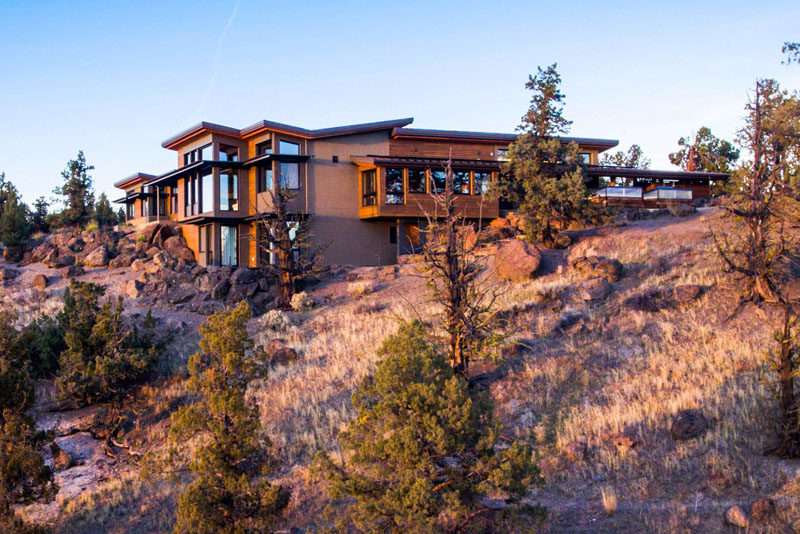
[421,157,504,375]
[253,183,326,309]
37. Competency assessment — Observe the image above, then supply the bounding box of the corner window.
[279,140,300,155]
[199,144,213,161]
[473,172,491,195]
[385,168,404,205]
[361,170,377,207]
[408,168,426,193]
[219,144,238,162]
[219,172,238,211]
[453,171,470,194]
[279,162,299,190]
[256,140,273,155]
[430,169,446,193]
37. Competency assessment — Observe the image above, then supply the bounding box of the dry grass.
[16,209,800,532]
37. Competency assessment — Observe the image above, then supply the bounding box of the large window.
[279,162,299,190]
[279,140,300,155]
[183,144,213,166]
[473,171,491,195]
[453,171,470,194]
[201,171,213,213]
[408,168,426,193]
[184,176,199,216]
[126,203,134,220]
[219,172,238,211]
[221,226,238,266]
[219,144,238,162]
[430,169,446,193]
[362,170,377,206]
[199,224,211,254]
[256,141,273,193]
[385,167,404,204]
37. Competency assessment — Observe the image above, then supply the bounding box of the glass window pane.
[220,144,238,162]
[453,171,470,194]
[361,170,376,206]
[256,140,272,155]
[219,172,238,210]
[430,170,446,193]
[259,168,273,193]
[279,140,300,155]
[280,163,299,189]
[408,168,426,193]
[221,226,238,266]
[473,172,491,195]
[201,171,213,213]
[219,174,229,211]
[578,152,591,165]
[385,167,404,204]
[200,145,213,161]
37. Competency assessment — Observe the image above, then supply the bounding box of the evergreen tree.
[314,321,544,533]
[600,144,651,168]
[54,281,159,406]
[499,64,606,244]
[0,173,19,214]
[168,302,289,533]
[54,150,95,228]
[30,197,49,234]
[783,41,799,64]
[668,126,740,173]
[0,189,32,262]
[94,192,117,228]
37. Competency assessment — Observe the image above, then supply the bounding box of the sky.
[1,0,799,206]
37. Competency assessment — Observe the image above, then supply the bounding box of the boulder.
[45,250,76,269]
[108,253,135,269]
[227,282,258,303]
[32,274,48,290]
[126,279,144,299]
[152,250,175,268]
[230,267,260,286]
[751,498,775,523]
[267,339,299,366]
[171,246,196,264]
[377,266,396,281]
[495,239,541,283]
[163,235,188,253]
[145,246,160,258]
[489,217,510,228]
[134,241,149,256]
[144,261,162,275]
[672,203,696,217]
[556,310,585,335]
[579,278,611,301]
[571,256,622,282]
[29,240,57,263]
[672,284,701,304]
[553,233,572,249]
[167,283,196,305]
[211,279,231,301]
[84,245,110,267]
[195,273,218,292]
[725,505,749,529]
[0,267,20,281]
[131,258,146,272]
[52,445,74,471]
[480,225,517,244]
[670,409,709,441]
[60,265,85,279]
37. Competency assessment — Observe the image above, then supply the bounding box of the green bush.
[84,222,98,232]
[314,321,545,533]
[54,280,160,406]
[19,316,65,379]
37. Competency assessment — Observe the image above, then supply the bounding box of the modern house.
[113,117,720,267]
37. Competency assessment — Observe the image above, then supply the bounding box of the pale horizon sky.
[1,0,798,207]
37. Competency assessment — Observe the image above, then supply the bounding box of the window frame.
[278,140,300,155]
[385,167,405,205]
[361,169,377,207]
[408,168,426,194]
[279,162,300,190]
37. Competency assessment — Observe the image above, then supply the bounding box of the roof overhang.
[113,172,157,189]
[390,127,619,151]
[147,160,240,188]
[359,154,502,170]
[585,165,730,181]
[240,153,312,167]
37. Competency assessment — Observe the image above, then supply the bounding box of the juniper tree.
[669,126,740,174]
[783,41,800,64]
[422,158,504,374]
[54,150,95,228]
[314,321,544,533]
[499,64,606,244]
[168,302,289,533]
[0,189,32,262]
[30,197,50,234]
[712,79,800,455]
[94,192,117,228]
[55,280,159,406]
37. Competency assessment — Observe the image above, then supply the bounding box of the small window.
[430,169,446,193]
[219,172,239,211]
[473,172,491,195]
[497,148,509,161]
[453,170,470,194]
[408,168,426,193]
[361,170,377,206]
[279,162,300,189]
[385,168,404,205]
[332,155,339,163]
[256,140,272,155]
[578,152,591,165]
[258,166,273,193]
[389,226,397,244]
[279,140,300,155]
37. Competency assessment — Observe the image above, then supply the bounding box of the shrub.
[290,291,313,312]
[84,222,98,232]
[347,281,373,298]
[19,316,65,378]
[257,309,292,334]
[313,321,545,532]
[168,302,289,532]
[54,280,159,406]
[135,235,146,243]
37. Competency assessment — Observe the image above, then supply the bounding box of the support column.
[396,219,404,259]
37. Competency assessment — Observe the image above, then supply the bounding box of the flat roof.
[113,172,157,189]
[391,127,619,149]
[585,165,729,181]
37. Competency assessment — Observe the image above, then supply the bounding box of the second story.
[114,117,619,226]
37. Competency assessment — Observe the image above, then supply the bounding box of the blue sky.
[1,0,798,206]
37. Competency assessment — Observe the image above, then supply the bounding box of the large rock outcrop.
[495,239,542,283]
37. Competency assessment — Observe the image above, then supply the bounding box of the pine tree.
[94,192,117,228]
[0,189,32,262]
[600,144,651,168]
[668,127,740,173]
[500,64,606,244]
[314,321,544,533]
[168,302,289,533]
[54,150,95,228]
[30,197,50,234]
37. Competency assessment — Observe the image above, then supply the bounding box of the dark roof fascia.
[161,121,242,148]
[240,153,312,167]
[146,161,241,188]
[240,117,414,139]
[364,154,502,170]
[180,214,251,225]
[585,165,730,181]
[113,173,157,189]
[391,128,619,149]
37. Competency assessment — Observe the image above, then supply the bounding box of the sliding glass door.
[221,225,238,266]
